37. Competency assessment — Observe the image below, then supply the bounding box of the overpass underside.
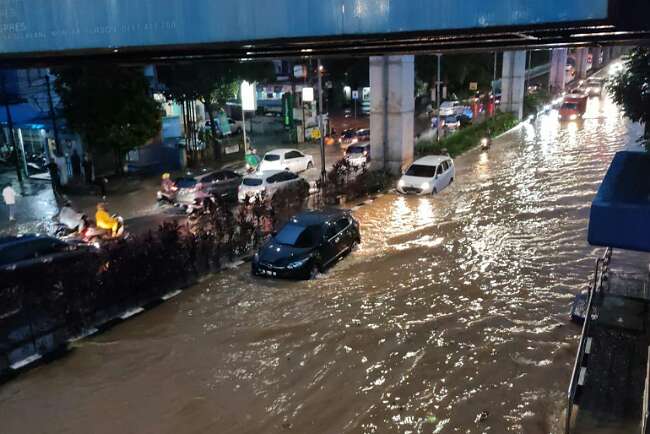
[0,0,648,65]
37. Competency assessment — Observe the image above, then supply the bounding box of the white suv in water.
[397,156,455,195]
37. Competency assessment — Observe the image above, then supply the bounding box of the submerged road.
[0,93,645,434]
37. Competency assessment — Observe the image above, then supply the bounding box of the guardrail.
[565,247,612,434]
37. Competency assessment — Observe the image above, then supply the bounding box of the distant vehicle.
[258,149,314,173]
[586,78,604,97]
[559,93,588,121]
[444,115,461,130]
[0,235,97,272]
[339,129,358,146]
[238,170,308,203]
[252,210,361,280]
[175,170,243,207]
[355,129,370,142]
[345,143,371,167]
[397,155,455,195]
[439,101,465,117]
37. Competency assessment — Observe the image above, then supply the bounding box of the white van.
[439,101,464,117]
[397,156,455,195]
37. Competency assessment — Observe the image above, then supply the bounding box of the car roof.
[356,129,369,133]
[348,142,370,148]
[412,155,451,166]
[289,209,350,226]
[246,170,285,180]
[265,148,299,155]
[0,234,51,249]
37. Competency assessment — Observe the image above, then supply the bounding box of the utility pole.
[1,74,22,182]
[493,52,498,83]
[45,74,61,155]
[436,53,442,143]
[317,58,326,182]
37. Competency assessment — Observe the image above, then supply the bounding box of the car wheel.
[449,177,454,185]
[309,263,320,280]
[285,167,290,171]
[307,161,314,170]
[432,188,438,195]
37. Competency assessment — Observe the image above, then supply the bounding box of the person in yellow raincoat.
[95,203,119,237]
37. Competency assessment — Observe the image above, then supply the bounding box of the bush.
[415,112,519,157]
[318,158,394,205]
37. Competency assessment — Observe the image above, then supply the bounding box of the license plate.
[264,270,277,277]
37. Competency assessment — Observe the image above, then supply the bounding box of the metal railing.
[565,247,612,434]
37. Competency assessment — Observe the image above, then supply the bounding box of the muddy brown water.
[0,96,645,434]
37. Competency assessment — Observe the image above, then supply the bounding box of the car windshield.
[242,178,263,187]
[562,103,578,110]
[264,154,281,161]
[342,130,355,138]
[405,164,437,178]
[446,116,458,122]
[274,223,322,248]
[347,146,366,154]
[175,178,197,189]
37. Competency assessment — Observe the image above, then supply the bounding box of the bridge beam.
[549,48,568,94]
[501,51,526,120]
[369,55,415,175]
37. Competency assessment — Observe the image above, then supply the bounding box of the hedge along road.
[0,94,645,434]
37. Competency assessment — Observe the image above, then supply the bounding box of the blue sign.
[0,0,609,54]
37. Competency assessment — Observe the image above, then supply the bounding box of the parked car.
[397,155,455,195]
[259,149,314,173]
[175,169,243,207]
[238,170,308,203]
[345,143,371,167]
[0,234,97,272]
[444,115,461,130]
[252,210,360,279]
[439,101,465,117]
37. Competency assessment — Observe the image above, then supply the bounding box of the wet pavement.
[0,93,646,434]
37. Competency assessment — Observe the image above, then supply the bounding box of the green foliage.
[416,53,497,99]
[54,66,162,171]
[415,113,519,157]
[607,48,650,151]
[524,88,550,118]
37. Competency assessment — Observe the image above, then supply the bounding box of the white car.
[238,170,307,203]
[258,149,314,173]
[439,101,465,117]
[397,156,455,195]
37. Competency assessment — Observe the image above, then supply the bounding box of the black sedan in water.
[252,210,361,280]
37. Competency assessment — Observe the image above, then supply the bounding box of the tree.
[607,48,650,151]
[157,61,275,157]
[55,66,162,173]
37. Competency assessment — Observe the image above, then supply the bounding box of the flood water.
[0,94,644,434]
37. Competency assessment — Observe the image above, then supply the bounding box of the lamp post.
[317,59,326,182]
[436,53,442,143]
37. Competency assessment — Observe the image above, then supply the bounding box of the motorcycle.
[480,137,491,151]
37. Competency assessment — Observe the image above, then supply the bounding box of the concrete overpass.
[1,1,648,174]
[0,0,648,63]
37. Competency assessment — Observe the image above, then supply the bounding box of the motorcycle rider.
[160,173,177,201]
[95,203,120,237]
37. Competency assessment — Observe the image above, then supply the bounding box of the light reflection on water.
[0,95,645,434]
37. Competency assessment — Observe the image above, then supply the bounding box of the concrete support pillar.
[369,55,414,174]
[575,48,589,79]
[500,50,526,120]
[591,47,603,70]
[602,47,611,65]
[549,48,568,94]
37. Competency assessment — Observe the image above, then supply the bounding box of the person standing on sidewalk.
[2,183,17,222]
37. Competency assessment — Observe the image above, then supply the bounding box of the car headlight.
[570,114,578,121]
[421,182,430,190]
[481,138,488,145]
[398,179,406,188]
[287,257,310,270]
